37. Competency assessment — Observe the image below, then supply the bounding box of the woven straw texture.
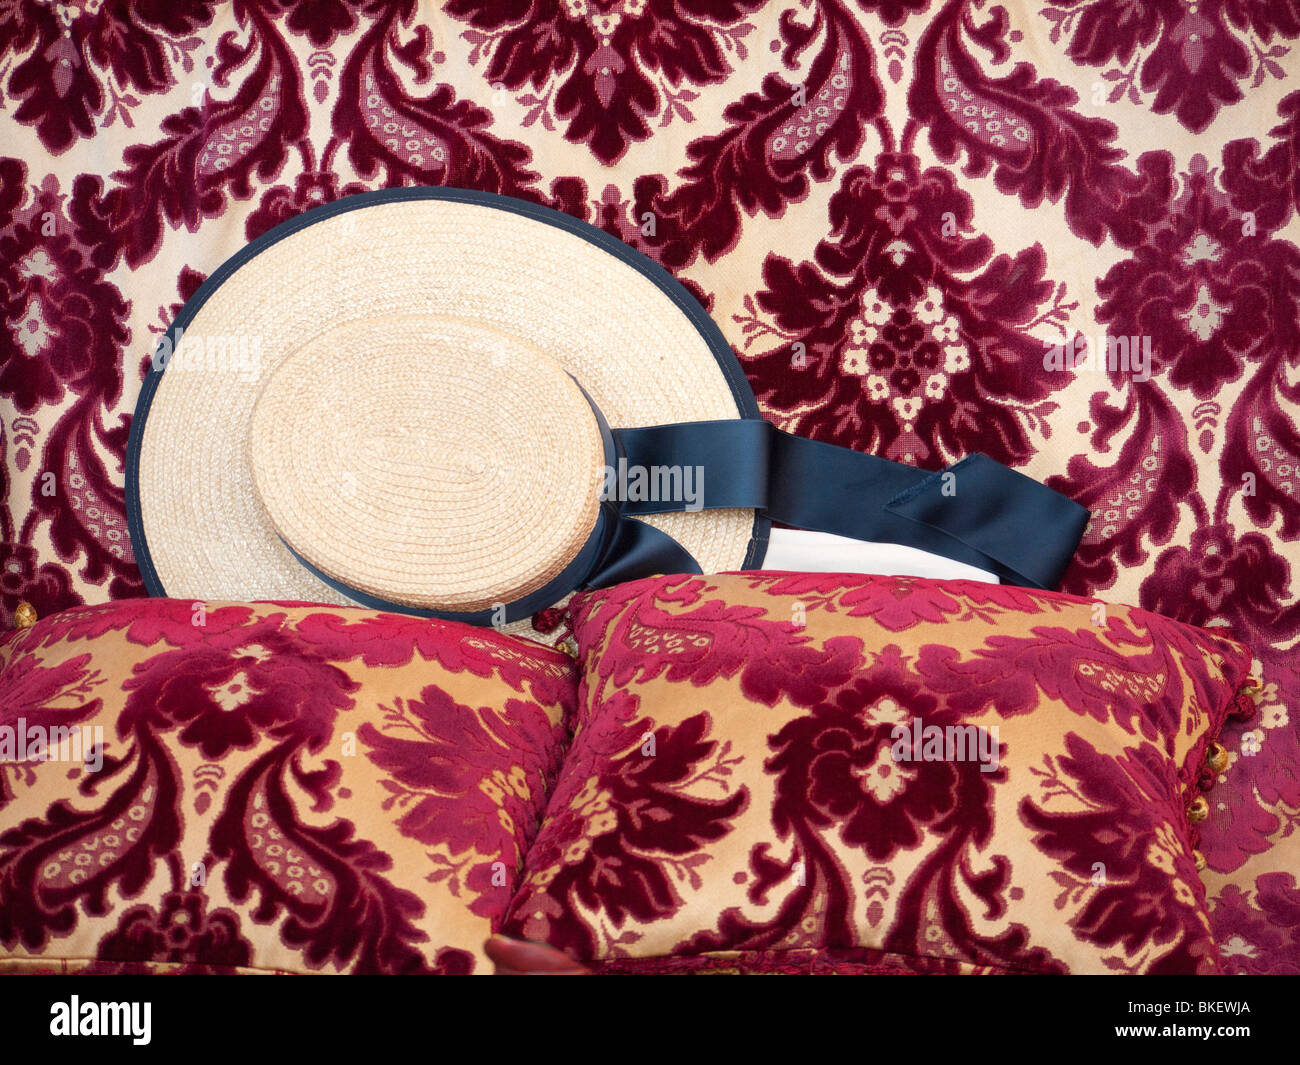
[250,315,608,611]
[136,199,755,626]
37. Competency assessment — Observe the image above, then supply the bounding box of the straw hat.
[126,187,767,640]
[128,187,1090,642]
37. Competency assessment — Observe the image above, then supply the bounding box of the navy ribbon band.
[124,186,1088,631]
[611,421,1089,592]
[287,408,1088,626]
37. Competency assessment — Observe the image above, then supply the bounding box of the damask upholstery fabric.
[1,1,1298,969]
[0,600,574,973]
[504,572,1255,973]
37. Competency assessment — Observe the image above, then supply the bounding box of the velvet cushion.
[0,599,574,974]
[503,572,1255,974]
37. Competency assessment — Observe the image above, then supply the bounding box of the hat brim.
[126,186,769,639]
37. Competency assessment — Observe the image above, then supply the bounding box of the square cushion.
[503,572,1254,974]
[0,599,575,974]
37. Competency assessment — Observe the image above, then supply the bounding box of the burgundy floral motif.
[1201,744,1293,872]
[12,598,258,654]
[1042,0,1299,133]
[0,173,129,413]
[571,576,864,711]
[858,0,934,28]
[503,710,748,960]
[1021,736,1219,973]
[0,541,75,632]
[27,394,139,603]
[634,1,884,269]
[1049,382,1198,595]
[331,4,541,197]
[211,740,470,974]
[737,149,1074,466]
[771,650,996,864]
[265,0,361,50]
[118,613,359,760]
[1142,524,1296,635]
[911,0,1173,248]
[447,0,763,166]
[292,610,576,706]
[359,683,565,918]
[0,733,182,955]
[0,647,102,807]
[736,572,1249,746]
[69,2,310,270]
[677,644,1064,971]
[912,612,1235,742]
[1214,97,1300,554]
[1210,874,1300,974]
[0,0,212,152]
[0,165,138,623]
[735,571,1068,632]
[244,163,371,240]
[1142,527,1300,868]
[91,888,254,972]
[1045,146,1296,594]
[1221,356,1300,549]
[1096,154,1298,399]
[1222,89,1300,232]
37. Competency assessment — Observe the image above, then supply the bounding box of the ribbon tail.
[585,516,703,589]
[612,422,1090,591]
[883,453,1090,589]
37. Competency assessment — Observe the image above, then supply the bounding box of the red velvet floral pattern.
[2,1,1298,969]
[0,599,574,974]
[504,573,1254,974]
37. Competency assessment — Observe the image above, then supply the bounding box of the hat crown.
[248,315,605,613]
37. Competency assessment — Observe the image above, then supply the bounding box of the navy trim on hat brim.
[125,185,771,612]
